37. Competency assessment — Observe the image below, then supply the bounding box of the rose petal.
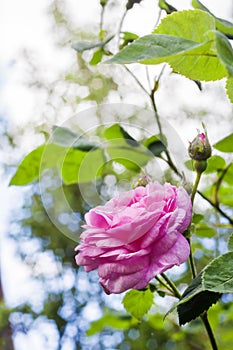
[75,181,192,294]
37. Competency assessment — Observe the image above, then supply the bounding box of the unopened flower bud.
[188,128,211,161]
[133,175,150,188]
[100,0,108,7]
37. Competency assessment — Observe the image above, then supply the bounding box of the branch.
[117,9,127,48]
[124,64,182,178]
[201,312,219,350]
[198,191,233,225]
[123,65,151,96]
[150,88,182,178]
[214,164,231,208]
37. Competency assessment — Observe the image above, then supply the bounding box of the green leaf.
[213,30,233,76]
[10,144,64,186]
[52,125,80,146]
[153,10,227,81]
[204,183,233,207]
[153,9,214,42]
[104,124,151,171]
[104,124,139,146]
[203,252,233,293]
[120,32,139,49]
[122,289,154,319]
[121,31,139,42]
[195,223,216,238]
[178,290,221,325]
[106,146,151,172]
[108,34,208,64]
[177,272,221,325]
[204,155,226,174]
[215,186,233,207]
[184,160,194,171]
[192,213,204,224]
[227,233,233,252]
[72,35,114,53]
[60,148,105,184]
[52,125,99,151]
[192,0,208,11]
[176,251,233,324]
[216,18,233,40]
[78,149,105,183]
[108,10,227,81]
[214,133,233,152]
[87,311,132,336]
[58,149,85,185]
[90,49,104,65]
[224,163,233,185]
[178,272,204,305]
[226,77,233,103]
[192,0,233,39]
[143,135,167,156]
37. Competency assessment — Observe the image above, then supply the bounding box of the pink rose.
[75,182,192,294]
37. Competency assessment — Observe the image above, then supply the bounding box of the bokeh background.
[1,0,233,349]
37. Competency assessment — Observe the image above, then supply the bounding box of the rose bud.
[133,175,150,188]
[188,130,211,162]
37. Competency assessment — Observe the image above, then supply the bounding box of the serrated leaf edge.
[153,9,215,37]
[202,251,233,293]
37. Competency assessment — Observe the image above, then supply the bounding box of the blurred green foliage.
[2,0,233,349]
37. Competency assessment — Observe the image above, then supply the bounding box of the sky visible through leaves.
[1,0,233,349]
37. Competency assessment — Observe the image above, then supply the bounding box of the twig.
[161,273,181,299]
[123,65,151,96]
[117,9,127,48]
[145,66,152,90]
[197,191,233,225]
[201,312,219,350]
[187,237,197,279]
[214,164,231,208]
[155,275,174,295]
[154,8,162,28]
[100,5,105,36]
[124,64,182,178]
[150,89,182,178]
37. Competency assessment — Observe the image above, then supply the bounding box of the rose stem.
[155,275,175,295]
[187,170,202,279]
[201,312,218,350]
[160,273,181,299]
[190,171,202,205]
[190,172,219,350]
